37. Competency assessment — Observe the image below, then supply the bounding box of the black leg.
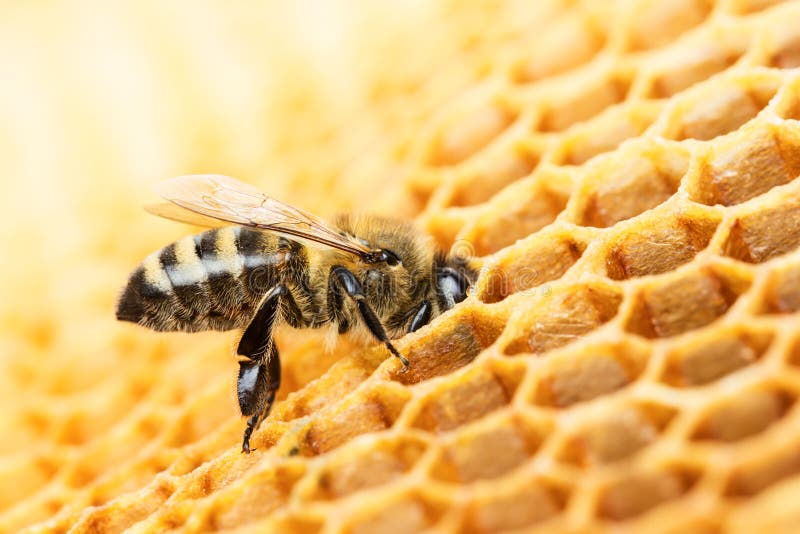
[331,266,409,369]
[240,344,281,453]
[237,285,295,453]
[408,300,433,333]
[238,286,282,362]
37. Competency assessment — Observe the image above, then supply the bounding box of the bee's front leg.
[330,266,410,370]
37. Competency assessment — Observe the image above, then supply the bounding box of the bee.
[116,174,476,453]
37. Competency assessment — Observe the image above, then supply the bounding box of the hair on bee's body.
[315,214,448,338]
[118,226,301,332]
[118,216,455,338]
[117,174,476,453]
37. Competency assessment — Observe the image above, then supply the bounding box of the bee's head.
[435,252,477,311]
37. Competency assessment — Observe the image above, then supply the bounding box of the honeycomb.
[4,0,800,532]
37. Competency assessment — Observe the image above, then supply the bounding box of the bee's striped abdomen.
[117,227,287,332]
[236,227,280,302]
[199,227,247,320]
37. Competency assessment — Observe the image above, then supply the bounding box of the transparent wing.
[152,174,372,257]
[144,202,227,228]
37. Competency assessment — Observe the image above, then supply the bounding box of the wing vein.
[150,174,371,258]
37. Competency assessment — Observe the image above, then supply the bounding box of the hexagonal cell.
[410,364,521,433]
[90,454,175,507]
[531,340,649,408]
[444,139,540,208]
[72,482,176,534]
[604,212,720,280]
[257,515,324,534]
[405,169,445,211]
[426,96,519,166]
[460,478,569,532]
[765,18,800,68]
[457,174,571,256]
[303,383,411,455]
[725,441,800,497]
[344,490,448,534]
[662,76,780,141]
[502,283,623,356]
[690,123,800,207]
[0,454,58,510]
[511,12,605,83]
[390,306,505,386]
[207,463,306,530]
[726,479,800,534]
[62,414,166,490]
[780,99,800,123]
[308,436,427,500]
[476,229,587,303]
[721,190,800,265]
[423,207,474,252]
[162,387,237,448]
[597,465,701,521]
[726,0,791,14]
[692,386,795,442]
[661,325,772,387]
[775,78,800,121]
[557,402,677,466]
[644,29,749,98]
[576,142,689,228]
[555,100,663,166]
[624,266,751,339]
[539,70,632,133]
[787,334,800,368]
[276,346,380,421]
[758,260,800,313]
[625,0,713,51]
[429,412,546,483]
[148,504,192,531]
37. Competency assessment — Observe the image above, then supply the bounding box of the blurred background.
[0,0,542,526]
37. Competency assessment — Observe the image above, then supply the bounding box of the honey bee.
[117,174,476,453]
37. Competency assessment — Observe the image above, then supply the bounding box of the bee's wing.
[153,174,373,257]
[145,202,228,228]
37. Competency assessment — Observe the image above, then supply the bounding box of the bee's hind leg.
[239,344,281,453]
[237,285,299,453]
